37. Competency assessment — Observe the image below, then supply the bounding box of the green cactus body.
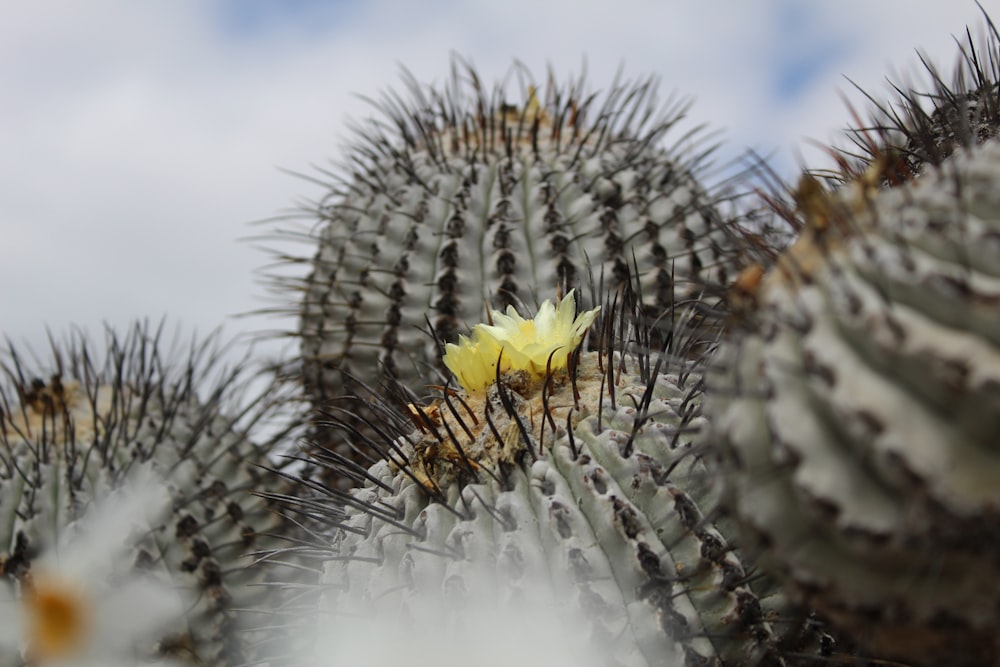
[706,142,1000,665]
[272,61,747,474]
[306,288,833,667]
[0,323,305,666]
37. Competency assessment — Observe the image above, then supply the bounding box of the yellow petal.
[443,291,600,392]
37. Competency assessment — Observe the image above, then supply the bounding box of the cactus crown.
[335,56,709,182]
[289,264,705,505]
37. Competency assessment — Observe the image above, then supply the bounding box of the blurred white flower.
[0,465,185,667]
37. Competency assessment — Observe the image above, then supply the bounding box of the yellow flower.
[443,290,600,392]
[441,329,504,394]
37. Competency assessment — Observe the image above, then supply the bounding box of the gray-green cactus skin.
[301,289,841,667]
[705,139,1000,666]
[0,322,306,667]
[271,60,749,475]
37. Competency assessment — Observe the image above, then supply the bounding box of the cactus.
[705,137,1000,666]
[264,58,752,479]
[705,20,1000,664]
[0,322,307,666]
[289,281,845,667]
[828,8,1000,184]
[0,463,185,666]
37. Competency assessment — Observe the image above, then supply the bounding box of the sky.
[3,0,999,377]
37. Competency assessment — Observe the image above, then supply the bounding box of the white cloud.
[2,0,998,373]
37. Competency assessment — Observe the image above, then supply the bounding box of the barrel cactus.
[0,322,306,666]
[267,59,751,478]
[293,281,847,667]
[705,135,1000,665]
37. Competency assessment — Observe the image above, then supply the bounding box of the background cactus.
[263,58,755,480]
[287,279,851,667]
[706,133,1000,665]
[0,322,307,666]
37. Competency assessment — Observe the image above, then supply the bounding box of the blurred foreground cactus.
[707,114,1000,667]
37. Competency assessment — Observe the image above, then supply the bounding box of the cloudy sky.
[3,0,998,372]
